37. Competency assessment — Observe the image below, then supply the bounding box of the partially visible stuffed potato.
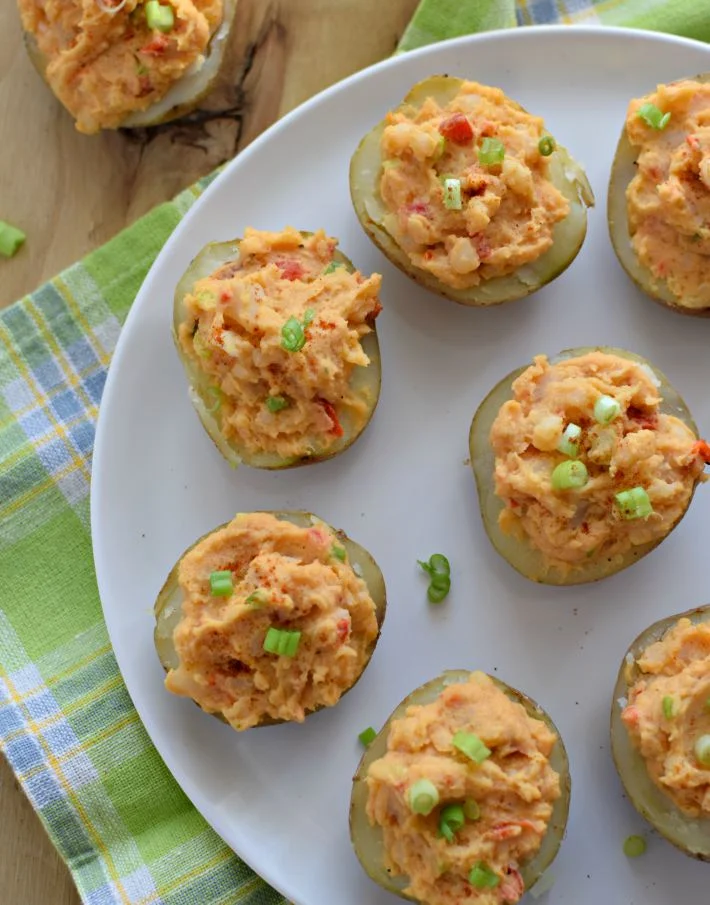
[155,510,387,730]
[350,75,594,306]
[19,0,237,134]
[173,227,382,470]
[608,75,710,315]
[469,347,708,585]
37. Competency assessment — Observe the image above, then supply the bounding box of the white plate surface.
[92,25,710,905]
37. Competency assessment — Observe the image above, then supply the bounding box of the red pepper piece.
[438,113,474,144]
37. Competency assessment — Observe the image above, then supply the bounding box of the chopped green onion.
[637,102,671,130]
[303,308,315,326]
[438,804,465,842]
[281,316,306,352]
[695,735,710,766]
[623,835,647,858]
[477,138,505,166]
[662,695,676,719]
[469,862,500,889]
[408,779,439,815]
[331,544,347,562]
[463,799,481,821]
[209,570,233,597]
[615,487,653,520]
[433,135,446,159]
[594,395,621,424]
[427,579,450,603]
[245,591,267,607]
[452,731,491,764]
[551,460,588,491]
[418,554,451,603]
[557,423,581,458]
[358,727,377,746]
[538,136,556,156]
[263,627,301,657]
[443,178,463,211]
[266,395,289,413]
[323,261,343,275]
[145,0,175,32]
[0,221,26,258]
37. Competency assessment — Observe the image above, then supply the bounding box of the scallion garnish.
[662,695,676,719]
[263,627,301,657]
[418,554,451,603]
[477,138,505,166]
[443,178,463,210]
[615,487,653,520]
[557,423,581,458]
[145,0,175,32]
[358,727,377,746]
[637,102,671,130]
[266,395,289,413]
[408,779,439,815]
[323,261,344,275]
[438,804,465,842]
[594,395,621,424]
[452,731,491,764]
[623,835,646,857]
[694,735,710,766]
[463,799,481,820]
[0,221,26,258]
[538,136,556,156]
[331,544,347,562]
[209,570,233,597]
[281,317,306,352]
[469,862,500,889]
[303,308,315,326]
[551,460,588,491]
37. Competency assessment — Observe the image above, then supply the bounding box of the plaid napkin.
[0,2,707,904]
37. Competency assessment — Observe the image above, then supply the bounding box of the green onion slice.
[615,487,653,520]
[427,579,450,604]
[418,554,451,603]
[594,395,621,424]
[263,628,301,657]
[281,317,306,352]
[469,861,500,889]
[0,221,26,258]
[408,779,439,815]
[418,554,450,577]
[209,570,233,597]
[623,835,647,857]
[452,731,491,764]
[477,138,505,166]
[694,734,710,767]
[145,0,175,32]
[303,308,316,326]
[551,460,589,491]
[662,695,676,719]
[637,102,671,130]
[443,178,463,211]
[557,423,581,458]
[266,395,289,413]
[358,727,377,746]
[438,804,465,842]
[463,799,481,821]
[538,136,556,156]
[323,261,344,275]
[331,544,347,562]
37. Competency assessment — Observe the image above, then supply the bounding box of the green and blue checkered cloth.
[1,2,708,903]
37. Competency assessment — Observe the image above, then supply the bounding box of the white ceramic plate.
[92,25,710,905]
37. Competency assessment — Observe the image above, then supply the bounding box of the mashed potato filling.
[165,512,379,729]
[490,352,706,571]
[626,80,710,308]
[18,0,222,133]
[366,673,560,905]
[622,618,710,817]
[177,227,382,462]
[378,81,570,290]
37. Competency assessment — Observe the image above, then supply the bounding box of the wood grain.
[0,1,418,902]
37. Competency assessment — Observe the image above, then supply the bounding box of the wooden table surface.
[0,0,418,902]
